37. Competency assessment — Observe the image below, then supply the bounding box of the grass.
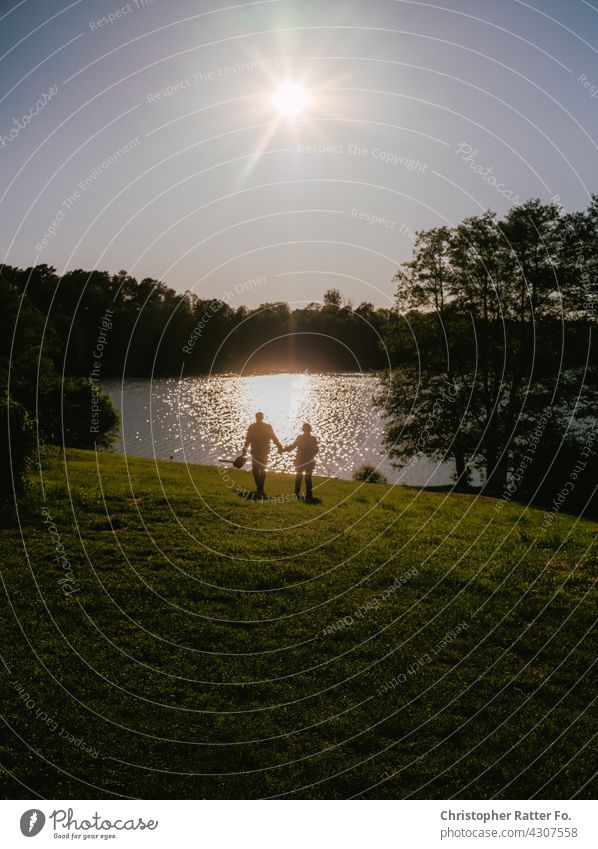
[1,448,596,799]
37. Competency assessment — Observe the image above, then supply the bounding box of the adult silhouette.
[284,423,319,501]
[242,412,282,498]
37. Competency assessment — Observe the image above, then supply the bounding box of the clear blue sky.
[1,0,597,306]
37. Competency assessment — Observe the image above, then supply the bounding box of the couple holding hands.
[241,412,319,501]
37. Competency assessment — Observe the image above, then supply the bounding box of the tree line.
[0,265,390,378]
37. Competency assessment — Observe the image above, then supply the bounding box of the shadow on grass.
[236,489,323,505]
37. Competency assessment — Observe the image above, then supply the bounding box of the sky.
[1,0,597,307]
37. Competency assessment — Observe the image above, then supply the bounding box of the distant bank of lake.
[103,373,455,485]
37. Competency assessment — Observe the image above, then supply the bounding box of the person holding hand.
[284,422,319,501]
[242,411,282,498]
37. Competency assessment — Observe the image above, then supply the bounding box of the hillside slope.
[1,449,596,799]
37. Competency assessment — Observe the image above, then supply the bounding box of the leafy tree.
[0,393,36,503]
[556,195,598,320]
[353,464,388,484]
[323,288,342,308]
[38,378,119,449]
[0,269,120,457]
[378,200,597,489]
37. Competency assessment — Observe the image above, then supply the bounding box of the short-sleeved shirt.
[290,433,319,469]
[245,422,278,462]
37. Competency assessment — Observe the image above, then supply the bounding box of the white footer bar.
[1,800,595,848]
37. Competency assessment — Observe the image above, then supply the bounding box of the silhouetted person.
[285,423,319,501]
[243,412,282,497]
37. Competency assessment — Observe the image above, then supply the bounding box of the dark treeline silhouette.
[0,266,390,377]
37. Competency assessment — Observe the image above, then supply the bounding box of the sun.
[271,81,309,118]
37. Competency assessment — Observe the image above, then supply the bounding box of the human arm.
[270,426,283,453]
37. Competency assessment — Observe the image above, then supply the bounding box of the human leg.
[252,460,267,496]
[305,471,313,500]
[258,469,267,496]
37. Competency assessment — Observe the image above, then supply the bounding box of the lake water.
[103,374,455,485]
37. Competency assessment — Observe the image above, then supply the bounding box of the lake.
[103,373,455,485]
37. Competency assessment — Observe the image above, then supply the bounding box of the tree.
[378,200,597,489]
[0,393,36,502]
[389,226,471,482]
[555,195,598,320]
[378,364,471,484]
[38,378,119,449]
[323,288,342,308]
[0,269,120,456]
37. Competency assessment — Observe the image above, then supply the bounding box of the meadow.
[1,449,596,799]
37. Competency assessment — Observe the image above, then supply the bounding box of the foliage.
[352,463,388,484]
[378,198,598,488]
[0,266,391,376]
[38,378,120,449]
[0,272,120,452]
[510,421,598,517]
[0,393,36,503]
[323,287,342,308]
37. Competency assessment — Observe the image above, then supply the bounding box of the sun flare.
[271,81,309,117]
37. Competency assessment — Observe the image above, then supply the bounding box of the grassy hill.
[1,449,596,799]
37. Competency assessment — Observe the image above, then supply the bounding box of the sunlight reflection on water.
[103,374,454,485]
